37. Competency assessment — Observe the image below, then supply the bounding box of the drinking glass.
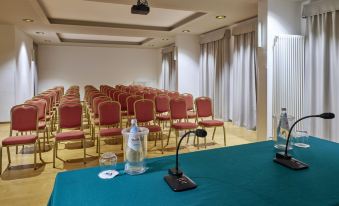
[294,131,310,148]
[98,152,118,179]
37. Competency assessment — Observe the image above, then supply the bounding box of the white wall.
[38,45,161,97]
[175,34,200,97]
[0,25,34,121]
[266,0,302,137]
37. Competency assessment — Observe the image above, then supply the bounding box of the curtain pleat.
[305,10,339,142]
[161,51,177,91]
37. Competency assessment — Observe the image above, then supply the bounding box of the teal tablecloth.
[48,138,339,206]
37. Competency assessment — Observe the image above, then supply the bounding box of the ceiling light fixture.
[131,0,150,15]
[182,30,190,33]
[162,38,169,41]
[23,18,34,23]
[36,32,45,35]
[216,15,226,19]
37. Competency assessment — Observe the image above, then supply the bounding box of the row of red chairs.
[0,86,64,175]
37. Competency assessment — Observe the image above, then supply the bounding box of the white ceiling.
[0,0,258,48]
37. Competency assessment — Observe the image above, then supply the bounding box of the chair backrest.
[93,96,111,117]
[113,91,123,101]
[155,95,170,113]
[195,97,213,118]
[25,99,47,120]
[36,95,52,114]
[58,103,82,129]
[98,101,121,126]
[181,93,194,111]
[118,93,130,111]
[134,99,155,123]
[169,98,187,120]
[11,104,38,132]
[127,95,143,116]
[143,92,156,102]
[168,91,180,100]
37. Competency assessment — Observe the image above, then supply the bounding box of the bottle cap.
[131,119,137,125]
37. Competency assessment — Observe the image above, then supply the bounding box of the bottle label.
[128,133,141,151]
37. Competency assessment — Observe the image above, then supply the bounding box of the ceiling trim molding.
[57,33,153,45]
[47,12,206,32]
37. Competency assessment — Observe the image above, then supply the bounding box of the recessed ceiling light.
[182,30,190,33]
[216,15,226,19]
[36,31,45,35]
[162,38,169,41]
[23,18,34,23]
[150,44,154,47]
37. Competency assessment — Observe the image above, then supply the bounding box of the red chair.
[135,99,163,153]
[168,91,180,100]
[168,98,198,147]
[113,91,123,101]
[97,101,123,155]
[155,95,171,129]
[53,103,86,168]
[181,93,197,120]
[91,96,111,140]
[1,104,43,175]
[143,92,156,102]
[195,97,226,147]
[25,99,50,151]
[126,95,143,127]
[118,93,130,116]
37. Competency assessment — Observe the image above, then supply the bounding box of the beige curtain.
[231,31,257,130]
[305,10,339,142]
[161,48,177,91]
[199,35,230,120]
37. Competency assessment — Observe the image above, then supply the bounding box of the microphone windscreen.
[195,129,207,137]
[320,113,335,119]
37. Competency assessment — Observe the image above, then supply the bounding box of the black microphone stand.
[164,129,207,192]
[274,113,335,170]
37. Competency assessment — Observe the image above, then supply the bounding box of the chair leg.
[154,133,157,147]
[97,137,101,156]
[34,143,37,170]
[223,126,226,146]
[53,141,57,168]
[43,130,46,151]
[7,146,11,166]
[212,127,217,140]
[121,136,123,150]
[160,132,164,154]
[175,130,179,147]
[167,128,172,146]
[15,145,18,154]
[83,139,86,165]
[197,136,200,150]
[38,139,43,162]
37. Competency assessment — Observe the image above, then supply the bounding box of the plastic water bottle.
[275,108,293,152]
[124,119,146,175]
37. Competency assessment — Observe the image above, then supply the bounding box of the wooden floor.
[0,121,257,206]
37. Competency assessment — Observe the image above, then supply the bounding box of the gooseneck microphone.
[274,113,335,170]
[164,129,207,192]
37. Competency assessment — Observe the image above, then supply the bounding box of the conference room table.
[48,137,339,206]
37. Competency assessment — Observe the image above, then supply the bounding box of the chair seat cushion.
[144,125,162,133]
[55,131,85,141]
[100,128,122,137]
[172,122,197,130]
[121,111,127,116]
[2,135,38,146]
[156,114,170,121]
[199,120,224,127]
[38,121,46,129]
[187,111,196,118]
[94,118,99,125]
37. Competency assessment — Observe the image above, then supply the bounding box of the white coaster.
[98,170,119,179]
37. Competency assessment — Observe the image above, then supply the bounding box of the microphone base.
[274,152,309,170]
[164,174,197,192]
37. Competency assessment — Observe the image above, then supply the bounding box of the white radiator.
[273,35,305,135]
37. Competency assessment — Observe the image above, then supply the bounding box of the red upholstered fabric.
[93,97,110,116]
[34,95,52,114]
[25,99,47,120]
[199,120,224,127]
[135,99,155,123]
[127,95,143,116]
[118,93,130,111]
[187,111,197,118]
[55,131,85,141]
[181,94,194,111]
[11,104,38,131]
[99,128,122,137]
[2,135,37,146]
[144,125,161,133]
[98,101,121,126]
[196,97,213,118]
[172,122,197,130]
[155,95,170,113]
[113,91,123,101]
[170,98,187,120]
[168,91,180,100]
[156,114,170,121]
[38,121,46,129]
[58,103,82,129]
[143,93,156,101]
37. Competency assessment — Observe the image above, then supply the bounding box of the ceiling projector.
[131,0,150,15]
